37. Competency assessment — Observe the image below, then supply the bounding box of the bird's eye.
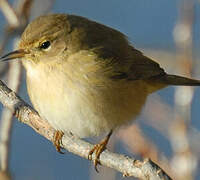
[39,41,51,50]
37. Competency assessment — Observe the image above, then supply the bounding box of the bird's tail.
[156,74,200,86]
[146,74,200,93]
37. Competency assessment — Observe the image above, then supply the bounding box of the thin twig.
[0,0,19,27]
[0,43,22,171]
[117,123,171,174]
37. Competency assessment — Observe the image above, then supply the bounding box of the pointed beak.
[0,49,27,62]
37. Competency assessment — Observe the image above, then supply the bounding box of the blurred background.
[0,0,200,179]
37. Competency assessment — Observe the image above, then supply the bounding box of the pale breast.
[24,62,149,138]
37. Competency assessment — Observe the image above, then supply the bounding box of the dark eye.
[40,41,51,49]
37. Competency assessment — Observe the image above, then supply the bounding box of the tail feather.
[153,74,200,86]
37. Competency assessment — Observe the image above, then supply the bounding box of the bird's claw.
[88,143,107,172]
[88,130,113,172]
[53,130,65,154]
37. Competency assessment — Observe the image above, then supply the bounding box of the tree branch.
[0,79,172,180]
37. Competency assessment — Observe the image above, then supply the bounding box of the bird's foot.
[53,130,64,154]
[88,130,113,172]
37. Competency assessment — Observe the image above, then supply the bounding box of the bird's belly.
[26,70,148,137]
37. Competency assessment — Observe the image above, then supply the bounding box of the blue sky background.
[0,0,200,179]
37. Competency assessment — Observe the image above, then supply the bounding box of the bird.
[1,13,200,170]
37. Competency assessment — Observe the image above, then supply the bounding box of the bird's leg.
[88,130,113,172]
[53,130,64,154]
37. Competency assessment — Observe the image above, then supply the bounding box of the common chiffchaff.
[1,14,200,168]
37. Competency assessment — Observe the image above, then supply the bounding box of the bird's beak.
[0,49,27,62]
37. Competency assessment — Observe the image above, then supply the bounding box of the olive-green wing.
[114,47,200,86]
[110,47,166,81]
[127,48,166,80]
